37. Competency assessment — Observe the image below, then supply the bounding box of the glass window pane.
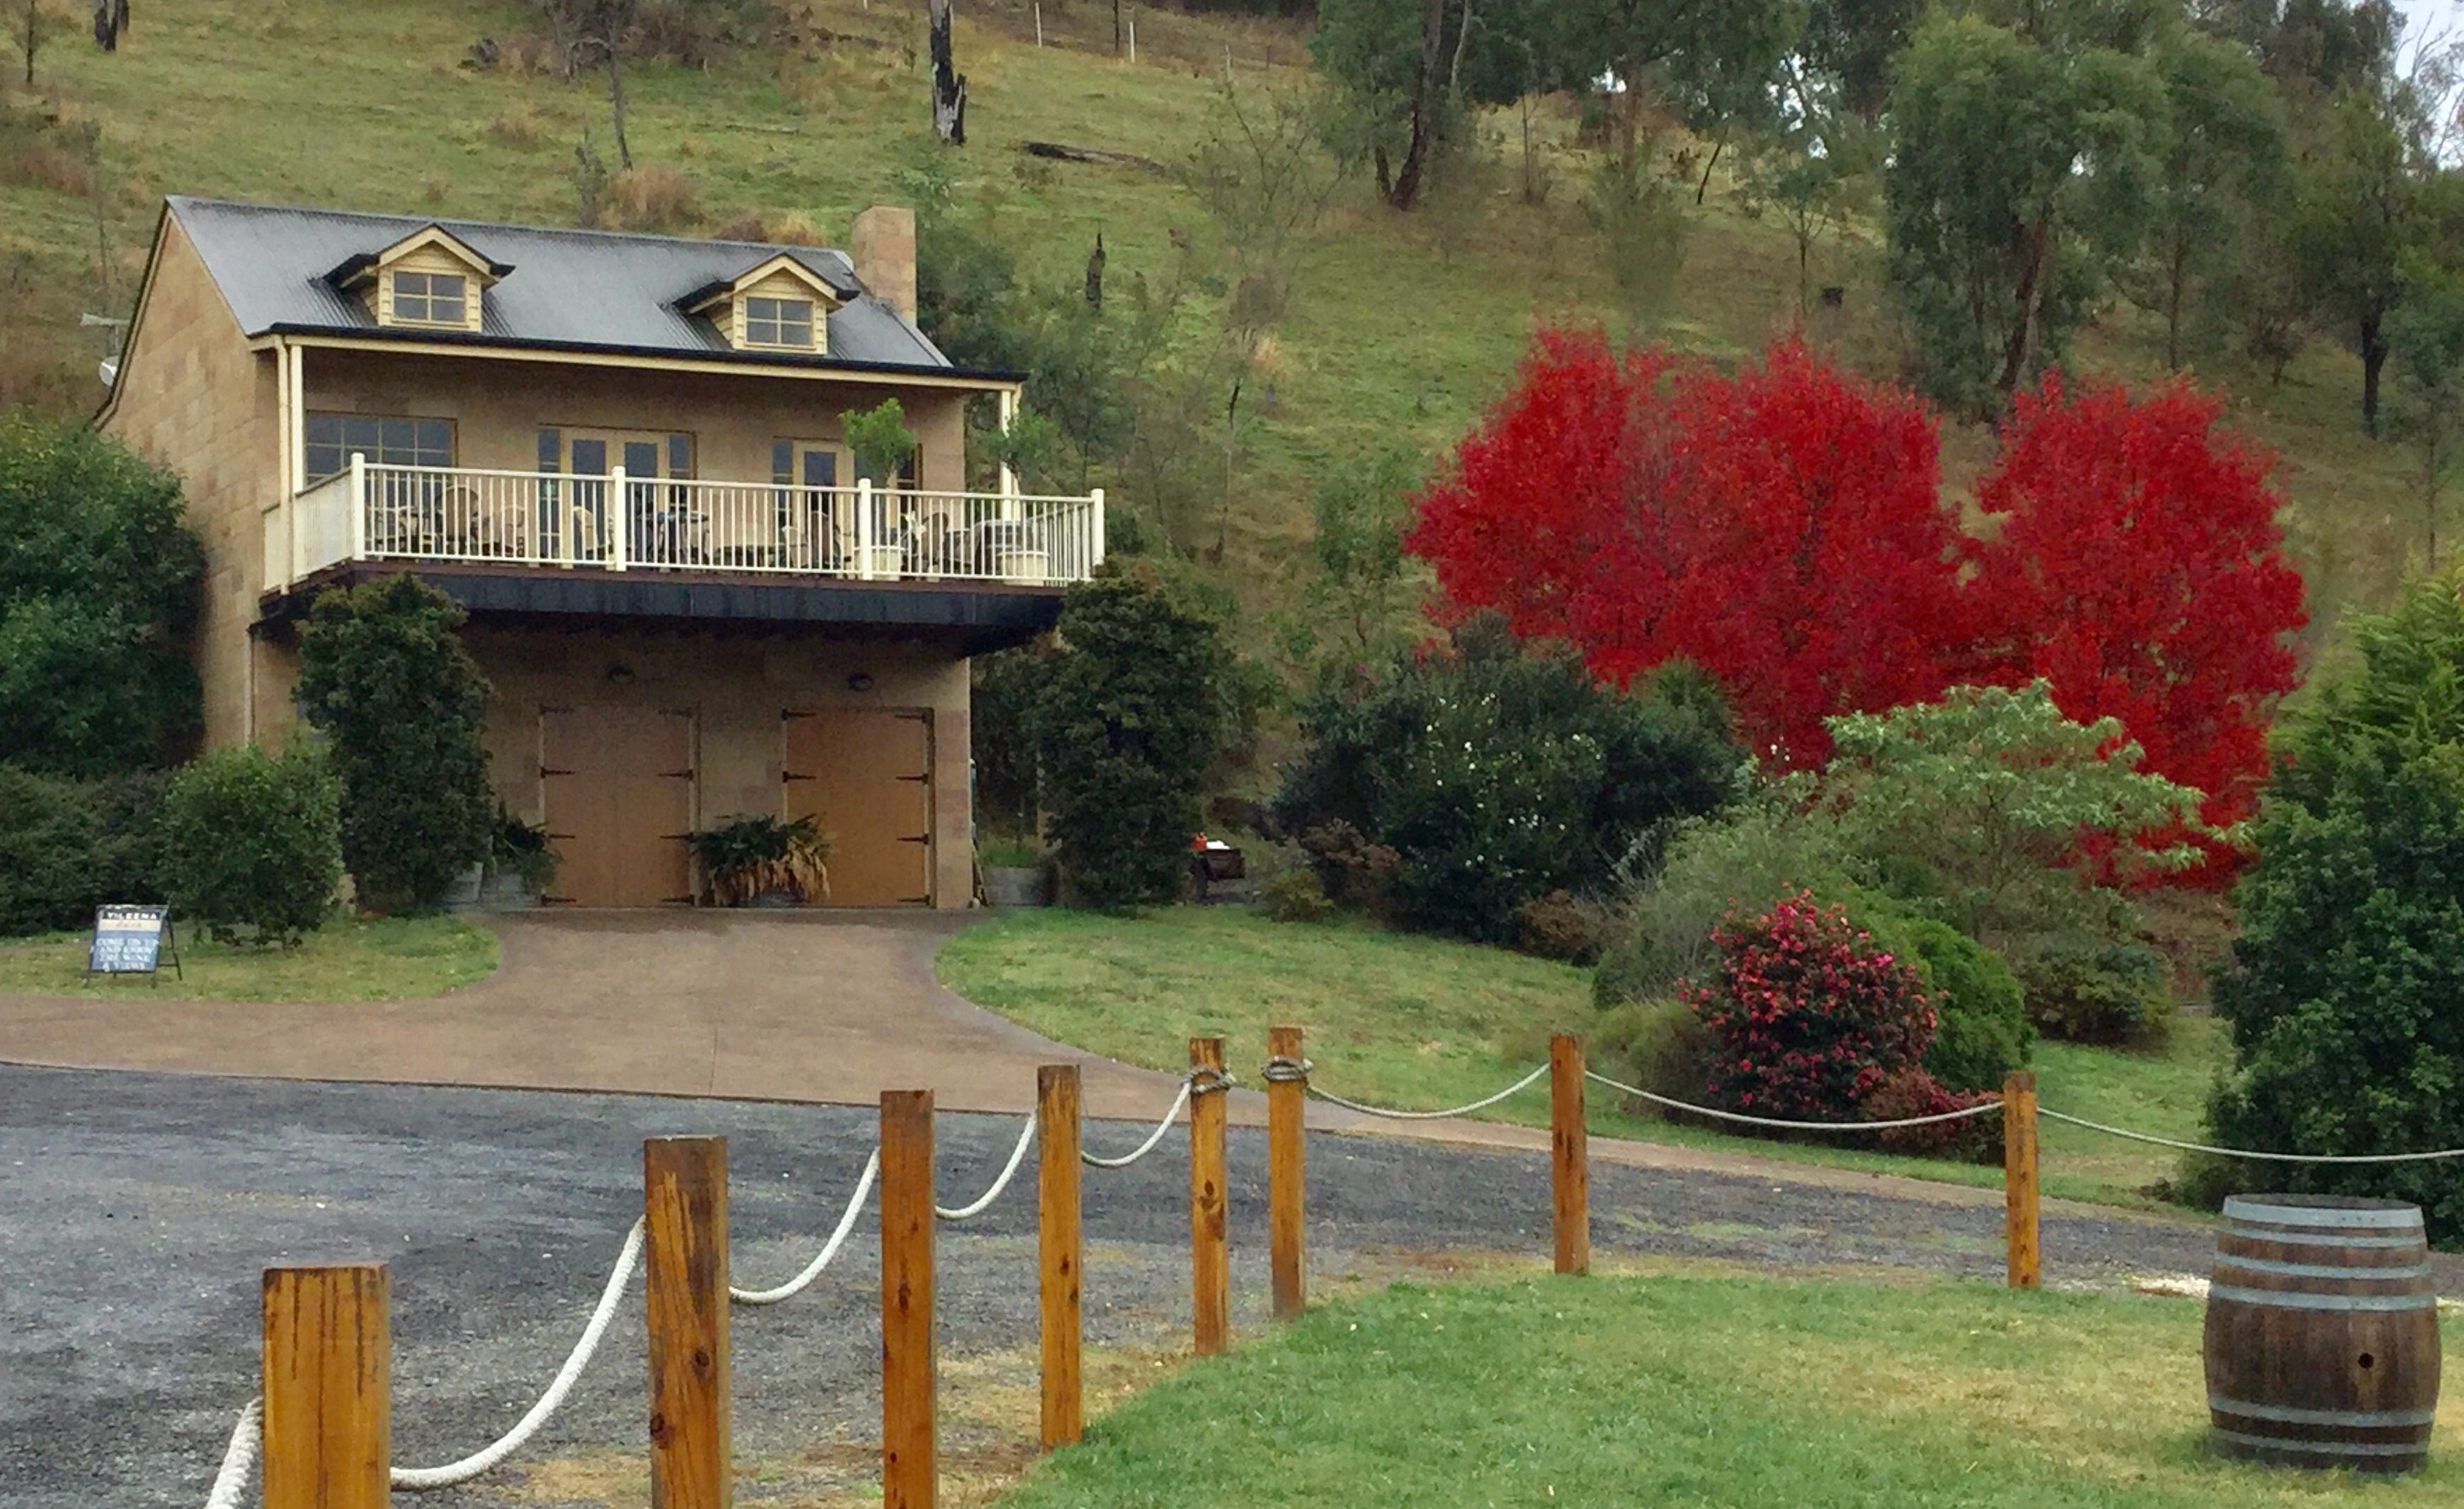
[538,429,562,473]
[667,434,693,478]
[416,420,452,458]
[804,450,836,488]
[432,295,464,324]
[305,441,339,481]
[378,418,415,458]
[571,439,607,474]
[344,416,381,456]
[307,414,339,447]
[623,441,660,477]
[772,439,793,484]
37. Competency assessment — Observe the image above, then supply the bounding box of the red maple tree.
[1411,334,1970,765]
[1967,375,2308,877]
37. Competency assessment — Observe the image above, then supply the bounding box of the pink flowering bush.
[1685,891,1940,1122]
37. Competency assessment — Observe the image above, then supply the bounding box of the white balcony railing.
[277,457,1106,590]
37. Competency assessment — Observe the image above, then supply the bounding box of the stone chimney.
[849,205,918,322]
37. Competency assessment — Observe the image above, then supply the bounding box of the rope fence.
[731,1150,881,1305]
[184,1025,2463,1509]
[392,1217,646,1490]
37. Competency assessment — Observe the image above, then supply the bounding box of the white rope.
[1082,1080,1193,1169]
[2037,1108,2464,1164]
[936,1115,1037,1220]
[731,1149,881,1305]
[201,1396,260,1509]
[1306,1062,1553,1121]
[1585,1069,2006,1132]
[390,1217,645,1491]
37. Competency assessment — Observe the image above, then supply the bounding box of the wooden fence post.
[2004,1070,2041,1291]
[1267,1024,1306,1320]
[1190,1035,1229,1356]
[645,1136,731,1509]
[881,1090,937,1509]
[1551,1035,1589,1277]
[1037,1065,1084,1451]
[261,1263,390,1509]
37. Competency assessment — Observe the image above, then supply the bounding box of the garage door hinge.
[897,773,929,784]
[783,771,816,782]
[899,834,929,844]
[540,704,575,714]
[659,768,695,779]
[782,709,816,720]
[540,767,576,778]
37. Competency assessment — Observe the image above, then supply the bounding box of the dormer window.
[744,295,815,349]
[392,270,468,326]
[326,225,506,334]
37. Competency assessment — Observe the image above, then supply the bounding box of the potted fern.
[687,815,833,907]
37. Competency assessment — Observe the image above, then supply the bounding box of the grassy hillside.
[0,0,2426,653]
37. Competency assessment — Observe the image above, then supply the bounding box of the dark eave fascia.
[258,320,1026,384]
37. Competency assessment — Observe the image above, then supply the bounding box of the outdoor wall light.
[848,672,876,693]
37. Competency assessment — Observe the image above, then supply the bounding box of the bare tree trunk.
[1695,131,1725,206]
[1995,209,2054,397]
[930,0,967,144]
[607,32,632,169]
[1112,0,1122,56]
[2363,313,2388,436]
[1387,0,1447,211]
[21,2,40,85]
[1447,0,1473,103]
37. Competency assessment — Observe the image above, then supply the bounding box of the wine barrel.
[2204,1194,2442,1473]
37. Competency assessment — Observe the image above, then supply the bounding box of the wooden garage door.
[784,709,931,907]
[541,704,694,907]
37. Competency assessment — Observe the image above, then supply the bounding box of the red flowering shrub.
[1859,1067,2001,1160]
[1685,891,1939,1121]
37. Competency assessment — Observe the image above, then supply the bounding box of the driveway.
[0,911,1204,1121]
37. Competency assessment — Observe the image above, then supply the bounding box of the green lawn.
[937,907,2228,1208]
[0,915,499,1001]
[1002,1275,2464,1508]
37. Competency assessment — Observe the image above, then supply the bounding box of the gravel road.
[0,1065,2287,1507]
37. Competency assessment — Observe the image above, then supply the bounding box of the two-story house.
[99,196,1104,908]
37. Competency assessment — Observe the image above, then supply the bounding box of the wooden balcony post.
[347,452,367,560]
[857,478,877,581]
[645,1136,731,1509]
[1190,1035,1229,1356]
[1090,486,1106,573]
[881,1090,937,1509]
[998,388,1022,521]
[608,464,629,572]
[1037,1065,1083,1450]
[261,1263,390,1509]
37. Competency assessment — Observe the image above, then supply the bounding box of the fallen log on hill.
[1022,141,1171,176]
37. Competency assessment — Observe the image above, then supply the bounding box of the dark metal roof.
[165,195,959,372]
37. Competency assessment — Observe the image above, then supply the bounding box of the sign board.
[88,905,178,979]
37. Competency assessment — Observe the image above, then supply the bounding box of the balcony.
[258,459,1105,649]
[269,459,1106,589]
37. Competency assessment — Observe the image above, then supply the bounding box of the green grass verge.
[0,915,500,1001]
[1002,1275,2464,1508]
[936,907,2227,1209]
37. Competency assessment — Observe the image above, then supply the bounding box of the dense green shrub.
[1592,997,1715,1112]
[1687,891,1939,1121]
[1593,789,1854,1008]
[2005,935,2171,1046]
[1863,908,2035,1093]
[296,575,495,912]
[2207,575,2464,1239]
[971,643,1052,834]
[1033,566,1231,908]
[158,744,342,944]
[0,765,166,935]
[1277,617,1741,944]
[0,411,203,776]
[1259,864,1337,923]
[1515,890,1613,964]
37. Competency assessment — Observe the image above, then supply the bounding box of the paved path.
[2,1065,2319,1509]
[0,909,2100,1213]
[0,911,1204,1121]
